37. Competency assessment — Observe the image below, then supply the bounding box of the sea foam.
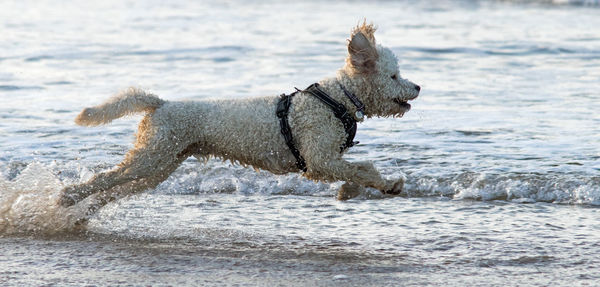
[0,163,90,235]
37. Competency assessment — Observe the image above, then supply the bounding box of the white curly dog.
[59,22,420,209]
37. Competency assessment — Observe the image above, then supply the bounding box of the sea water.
[1,0,599,285]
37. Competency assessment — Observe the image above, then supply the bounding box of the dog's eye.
[391,74,398,80]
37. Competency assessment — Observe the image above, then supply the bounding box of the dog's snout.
[415,85,421,92]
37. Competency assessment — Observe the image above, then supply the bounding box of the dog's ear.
[347,22,378,74]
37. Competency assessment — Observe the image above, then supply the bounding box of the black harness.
[276,82,364,172]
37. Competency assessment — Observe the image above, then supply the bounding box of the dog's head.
[340,22,420,118]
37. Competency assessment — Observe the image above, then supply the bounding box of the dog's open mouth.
[393,98,411,110]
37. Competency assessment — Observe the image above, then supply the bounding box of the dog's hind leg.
[69,157,185,226]
[59,143,188,207]
[81,156,186,215]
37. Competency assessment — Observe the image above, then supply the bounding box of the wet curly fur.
[59,22,420,209]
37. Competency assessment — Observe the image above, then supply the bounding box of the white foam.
[158,163,600,205]
[2,161,598,237]
[0,163,90,235]
[155,162,338,196]
[574,182,600,205]
[407,172,600,205]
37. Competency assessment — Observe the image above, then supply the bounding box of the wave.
[1,162,598,236]
[152,162,600,205]
[522,0,600,6]
[482,0,600,6]
[14,45,252,63]
[404,172,600,205]
[400,44,600,58]
[0,85,44,91]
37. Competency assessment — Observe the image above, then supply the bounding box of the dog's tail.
[74,87,165,126]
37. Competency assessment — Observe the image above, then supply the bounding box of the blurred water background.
[1,0,599,285]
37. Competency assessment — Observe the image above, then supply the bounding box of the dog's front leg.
[295,117,403,197]
[303,153,403,195]
[353,160,404,194]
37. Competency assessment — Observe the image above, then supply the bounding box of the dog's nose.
[415,85,421,92]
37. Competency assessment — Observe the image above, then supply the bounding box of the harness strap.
[276,83,360,172]
[303,83,359,151]
[276,92,306,172]
[337,81,365,120]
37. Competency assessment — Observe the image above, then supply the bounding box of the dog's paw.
[337,182,365,200]
[382,178,404,195]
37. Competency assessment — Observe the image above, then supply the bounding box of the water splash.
[2,160,598,237]
[405,172,600,205]
[0,163,91,235]
[148,162,600,205]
